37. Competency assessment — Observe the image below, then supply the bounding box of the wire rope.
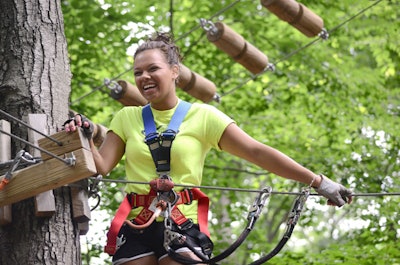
[0,109,62,146]
[220,0,384,97]
[90,177,400,197]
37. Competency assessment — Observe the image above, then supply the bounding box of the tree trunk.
[0,0,81,264]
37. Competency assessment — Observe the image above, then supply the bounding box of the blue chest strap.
[142,101,192,174]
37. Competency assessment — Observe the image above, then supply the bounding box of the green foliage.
[61,0,400,264]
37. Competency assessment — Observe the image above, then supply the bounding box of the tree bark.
[0,0,80,264]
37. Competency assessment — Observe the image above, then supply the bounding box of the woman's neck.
[150,96,179,111]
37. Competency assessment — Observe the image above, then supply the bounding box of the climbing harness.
[105,100,214,255]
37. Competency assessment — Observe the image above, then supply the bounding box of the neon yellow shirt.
[109,101,234,221]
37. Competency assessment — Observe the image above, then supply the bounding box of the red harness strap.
[104,188,209,255]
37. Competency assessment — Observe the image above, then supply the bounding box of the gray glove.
[78,114,94,139]
[315,175,353,207]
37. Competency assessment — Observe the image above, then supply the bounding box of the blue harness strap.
[142,100,192,173]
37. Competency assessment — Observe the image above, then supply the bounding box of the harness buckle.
[161,129,177,141]
[144,132,159,145]
[181,189,193,205]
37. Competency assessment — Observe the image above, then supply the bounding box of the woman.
[64,32,352,265]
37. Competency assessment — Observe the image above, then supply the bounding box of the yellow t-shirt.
[109,101,234,221]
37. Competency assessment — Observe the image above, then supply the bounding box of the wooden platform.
[0,129,96,207]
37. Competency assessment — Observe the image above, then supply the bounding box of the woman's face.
[133,49,179,110]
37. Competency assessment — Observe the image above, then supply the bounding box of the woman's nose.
[142,71,151,79]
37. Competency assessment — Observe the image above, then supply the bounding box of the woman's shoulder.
[116,105,143,114]
[190,102,220,113]
[112,106,143,121]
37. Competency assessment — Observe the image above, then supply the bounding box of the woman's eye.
[134,71,142,76]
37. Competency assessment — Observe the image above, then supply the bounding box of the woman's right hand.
[63,114,94,139]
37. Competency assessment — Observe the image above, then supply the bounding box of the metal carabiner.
[247,187,272,230]
[286,188,310,228]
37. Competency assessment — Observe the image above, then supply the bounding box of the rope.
[89,177,400,197]
[0,109,62,146]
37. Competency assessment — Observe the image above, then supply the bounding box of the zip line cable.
[0,109,76,166]
[328,0,383,35]
[68,0,242,107]
[69,67,133,106]
[175,0,241,42]
[90,177,400,197]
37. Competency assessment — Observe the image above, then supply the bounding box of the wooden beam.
[38,128,91,161]
[27,114,56,217]
[0,120,12,225]
[0,129,96,207]
[70,179,91,223]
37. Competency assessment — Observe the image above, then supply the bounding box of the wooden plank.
[0,147,96,207]
[0,120,11,163]
[0,120,12,225]
[78,221,89,235]
[38,128,91,161]
[27,114,56,217]
[70,180,91,223]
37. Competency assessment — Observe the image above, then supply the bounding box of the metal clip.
[89,174,102,198]
[64,152,76,166]
[116,234,126,250]
[104,78,122,94]
[163,202,186,251]
[265,63,276,72]
[286,189,310,227]
[200,18,218,35]
[4,150,25,180]
[163,228,186,251]
[318,28,329,40]
[247,187,272,230]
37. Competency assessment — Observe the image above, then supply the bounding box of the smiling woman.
[63,32,352,265]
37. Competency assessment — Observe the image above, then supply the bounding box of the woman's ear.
[171,64,179,80]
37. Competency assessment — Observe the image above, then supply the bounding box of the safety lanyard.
[142,100,191,174]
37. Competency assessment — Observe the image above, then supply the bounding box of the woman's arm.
[89,131,125,176]
[218,123,352,206]
[219,123,321,186]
